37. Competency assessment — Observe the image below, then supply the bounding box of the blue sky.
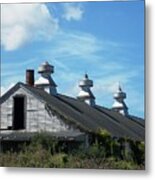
[1,1,144,118]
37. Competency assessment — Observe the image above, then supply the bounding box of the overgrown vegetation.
[0,132,145,169]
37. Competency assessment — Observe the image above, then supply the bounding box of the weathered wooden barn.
[0,61,145,152]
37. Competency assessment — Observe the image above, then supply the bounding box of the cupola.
[112,84,128,116]
[35,61,57,95]
[77,74,95,106]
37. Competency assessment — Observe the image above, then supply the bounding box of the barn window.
[13,96,25,130]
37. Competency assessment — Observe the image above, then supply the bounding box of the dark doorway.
[13,96,25,130]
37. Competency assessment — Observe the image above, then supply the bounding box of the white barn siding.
[0,87,80,133]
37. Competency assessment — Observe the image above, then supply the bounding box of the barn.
[0,61,145,152]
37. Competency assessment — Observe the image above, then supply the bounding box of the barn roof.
[0,82,145,141]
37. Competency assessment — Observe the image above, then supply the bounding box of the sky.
[0,1,144,118]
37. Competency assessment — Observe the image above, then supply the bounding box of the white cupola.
[112,84,128,116]
[35,61,57,95]
[77,74,95,106]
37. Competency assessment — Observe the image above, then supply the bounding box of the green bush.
[30,132,58,153]
[0,132,145,169]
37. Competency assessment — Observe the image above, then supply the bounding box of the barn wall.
[0,88,80,133]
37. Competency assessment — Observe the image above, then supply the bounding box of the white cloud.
[1,83,15,96]
[62,3,84,21]
[1,4,59,51]
[93,70,139,96]
[45,31,103,62]
[42,30,134,96]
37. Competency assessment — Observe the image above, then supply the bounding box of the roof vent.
[112,83,128,116]
[35,61,57,95]
[77,74,95,106]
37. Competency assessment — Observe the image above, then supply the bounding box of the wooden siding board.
[0,87,81,135]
